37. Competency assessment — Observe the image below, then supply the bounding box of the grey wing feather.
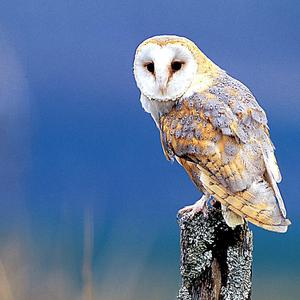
[201,74,286,216]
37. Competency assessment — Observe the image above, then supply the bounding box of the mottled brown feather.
[159,74,290,232]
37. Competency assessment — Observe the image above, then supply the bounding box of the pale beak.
[156,72,169,95]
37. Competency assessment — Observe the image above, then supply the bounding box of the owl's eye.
[171,61,183,72]
[145,62,155,74]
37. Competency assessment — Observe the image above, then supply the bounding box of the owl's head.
[133,35,217,102]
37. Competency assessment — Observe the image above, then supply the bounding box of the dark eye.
[145,62,155,74]
[171,61,183,72]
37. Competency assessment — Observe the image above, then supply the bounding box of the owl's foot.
[178,194,210,218]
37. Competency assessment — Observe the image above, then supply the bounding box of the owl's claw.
[178,195,210,218]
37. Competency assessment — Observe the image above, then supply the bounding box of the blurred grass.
[253,275,300,300]
[0,213,298,300]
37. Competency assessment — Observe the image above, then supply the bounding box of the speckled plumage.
[161,74,266,190]
[160,73,290,231]
[134,35,290,232]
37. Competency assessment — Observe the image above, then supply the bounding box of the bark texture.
[178,206,253,300]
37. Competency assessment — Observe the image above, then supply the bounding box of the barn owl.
[133,35,290,232]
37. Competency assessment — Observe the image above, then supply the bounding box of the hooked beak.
[156,73,169,96]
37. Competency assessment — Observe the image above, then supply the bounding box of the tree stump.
[177,205,253,300]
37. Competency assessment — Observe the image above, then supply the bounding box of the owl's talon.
[178,195,210,218]
[178,205,196,215]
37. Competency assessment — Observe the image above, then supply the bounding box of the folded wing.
[160,74,290,231]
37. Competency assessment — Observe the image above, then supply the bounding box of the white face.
[134,43,198,101]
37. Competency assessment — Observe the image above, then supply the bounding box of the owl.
[133,35,290,232]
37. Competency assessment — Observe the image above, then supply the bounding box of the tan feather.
[198,167,290,233]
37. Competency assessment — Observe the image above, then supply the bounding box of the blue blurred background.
[0,0,299,299]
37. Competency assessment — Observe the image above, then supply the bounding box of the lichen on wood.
[177,205,253,300]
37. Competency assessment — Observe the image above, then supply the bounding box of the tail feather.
[261,135,286,217]
[198,167,291,233]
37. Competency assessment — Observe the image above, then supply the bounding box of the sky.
[0,1,299,299]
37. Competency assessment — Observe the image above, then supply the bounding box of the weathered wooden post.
[178,204,253,300]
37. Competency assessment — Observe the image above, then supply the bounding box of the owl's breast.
[160,97,225,159]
